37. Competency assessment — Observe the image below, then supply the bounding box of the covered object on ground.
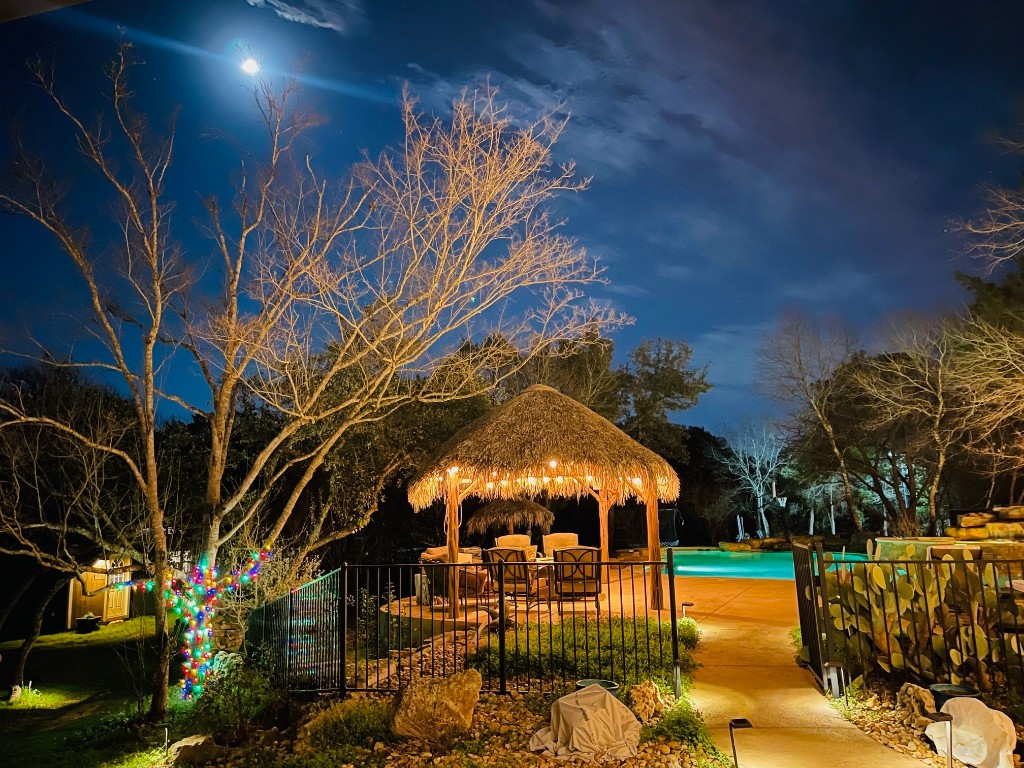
[924,697,1016,768]
[529,683,641,760]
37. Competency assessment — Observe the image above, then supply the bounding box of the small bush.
[677,617,700,650]
[192,655,277,740]
[305,698,393,750]
[468,616,696,686]
[642,699,716,752]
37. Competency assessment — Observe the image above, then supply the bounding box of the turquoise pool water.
[668,549,868,580]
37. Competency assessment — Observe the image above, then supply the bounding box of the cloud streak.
[245,0,365,34]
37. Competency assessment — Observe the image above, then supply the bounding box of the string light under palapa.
[408,384,679,618]
[115,548,271,699]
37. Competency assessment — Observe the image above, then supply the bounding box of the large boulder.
[170,735,229,766]
[895,683,936,731]
[390,669,482,741]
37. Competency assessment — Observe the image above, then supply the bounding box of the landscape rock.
[994,506,1024,521]
[718,541,753,552]
[390,668,483,741]
[629,680,669,724]
[959,513,996,528]
[986,521,1024,540]
[894,682,935,731]
[170,734,229,766]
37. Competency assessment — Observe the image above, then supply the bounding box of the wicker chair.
[552,546,602,605]
[542,532,579,557]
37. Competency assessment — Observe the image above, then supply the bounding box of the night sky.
[2,0,1023,431]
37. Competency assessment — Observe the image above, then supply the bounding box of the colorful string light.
[116,548,271,699]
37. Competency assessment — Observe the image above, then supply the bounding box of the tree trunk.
[11,574,70,691]
[0,568,39,637]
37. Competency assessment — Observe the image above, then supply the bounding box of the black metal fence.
[793,543,1024,696]
[246,554,690,696]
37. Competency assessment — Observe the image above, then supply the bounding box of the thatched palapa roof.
[408,385,679,510]
[465,499,555,536]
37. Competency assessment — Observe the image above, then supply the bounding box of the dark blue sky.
[2,0,1023,431]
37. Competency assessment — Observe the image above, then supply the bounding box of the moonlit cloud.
[244,0,365,34]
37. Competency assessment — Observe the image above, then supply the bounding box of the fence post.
[497,566,507,695]
[666,548,681,698]
[286,589,295,689]
[339,564,348,698]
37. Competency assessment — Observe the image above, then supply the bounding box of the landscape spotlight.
[728,718,753,767]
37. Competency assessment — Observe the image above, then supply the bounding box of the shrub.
[642,699,717,753]
[304,698,393,750]
[677,617,700,650]
[192,654,277,740]
[468,616,696,686]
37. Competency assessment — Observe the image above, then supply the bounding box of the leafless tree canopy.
[0,47,623,714]
[758,313,862,529]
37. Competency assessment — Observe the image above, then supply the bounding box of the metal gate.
[792,542,825,684]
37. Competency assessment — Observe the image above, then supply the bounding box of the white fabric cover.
[529,684,641,760]
[924,697,1016,768]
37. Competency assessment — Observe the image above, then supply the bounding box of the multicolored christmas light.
[117,548,271,700]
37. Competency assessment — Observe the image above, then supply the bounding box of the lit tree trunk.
[10,575,70,694]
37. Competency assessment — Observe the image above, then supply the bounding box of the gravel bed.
[832,687,1022,768]
[219,690,721,768]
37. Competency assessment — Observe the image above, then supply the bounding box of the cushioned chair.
[482,546,539,599]
[542,532,579,557]
[553,546,602,603]
[419,548,489,600]
[495,534,537,560]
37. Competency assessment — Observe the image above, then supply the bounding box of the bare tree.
[850,315,972,534]
[960,135,1024,270]
[800,475,847,536]
[947,316,1024,475]
[717,422,787,538]
[0,50,620,713]
[758,313,863,530]
[0,369,146,695]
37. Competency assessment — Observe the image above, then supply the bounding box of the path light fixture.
[925,711,954,768]
[680,600,694,618]
[728,718,753,767]
[823,660,848,703]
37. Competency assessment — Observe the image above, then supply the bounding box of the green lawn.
[0,618,191,768]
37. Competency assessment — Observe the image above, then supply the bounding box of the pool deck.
[683,576,928,767]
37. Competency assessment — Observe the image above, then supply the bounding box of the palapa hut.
[466,499,555,537]
[408,385,679,615]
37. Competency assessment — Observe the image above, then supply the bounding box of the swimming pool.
[667,548,867,580]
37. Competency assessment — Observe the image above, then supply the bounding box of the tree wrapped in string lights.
[120,549,271,699]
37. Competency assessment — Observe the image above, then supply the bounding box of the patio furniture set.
[417,532,603,612]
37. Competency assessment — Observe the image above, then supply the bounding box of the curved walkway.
[683,576,926,767]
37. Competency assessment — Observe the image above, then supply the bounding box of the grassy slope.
[0,618,186,768]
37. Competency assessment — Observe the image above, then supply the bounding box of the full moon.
[240,57,260,76]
